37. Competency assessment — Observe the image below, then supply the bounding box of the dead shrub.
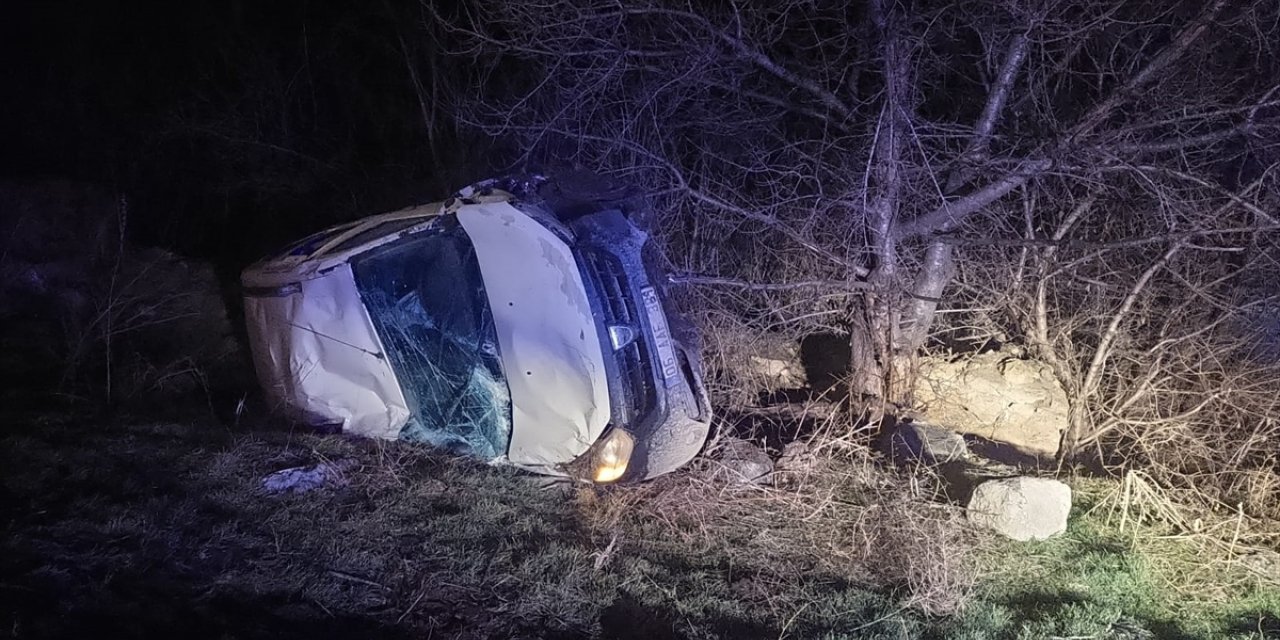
[694,313,807,407]
[0,180,240,403]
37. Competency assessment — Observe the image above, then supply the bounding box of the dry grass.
[1084,471,1280,604]
[0,405,979,639]
[5,400,1278,638]
[581,436,977,617]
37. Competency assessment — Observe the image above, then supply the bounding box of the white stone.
[915,349,1069,458]
[747,348,807,390]
[967,476,1071,541]
[885,420,968,463]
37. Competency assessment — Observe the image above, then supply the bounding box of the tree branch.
[621,7,858,120]
[1107,124,1254,155]
[895,0,1230,240]
[959,31,1032,168]
[1082,240,1188,398]
[936,225,1280,251]
[1064,0,1231,143]
[668,274,868,292]
[894,160,1049,239]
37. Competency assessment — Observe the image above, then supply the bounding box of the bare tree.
[429,0,1280,469]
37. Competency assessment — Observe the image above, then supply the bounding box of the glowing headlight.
[592,429,636,483]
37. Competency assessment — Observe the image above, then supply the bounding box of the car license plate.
[641,287,680,382]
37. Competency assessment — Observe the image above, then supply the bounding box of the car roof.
[242,203,445,286]
[242,192,524,288]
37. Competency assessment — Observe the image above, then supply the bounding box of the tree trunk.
[852,25,1030,413]
[884,240,956,406]
[848,0,909,421]
[848,301,883,403]
[1060,401,1092,463]
[847,283,904,421]
[900,244,955,342]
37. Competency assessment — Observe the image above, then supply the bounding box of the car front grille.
[581,250,657,425]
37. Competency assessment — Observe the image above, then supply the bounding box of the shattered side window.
[351,218,511,458]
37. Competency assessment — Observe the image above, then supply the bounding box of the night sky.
[2,0,473,269]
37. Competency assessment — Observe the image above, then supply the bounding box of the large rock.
[915,349,1069,458]
[967,476,1071,541]
[742,338,806,391]
[747,354,807,390]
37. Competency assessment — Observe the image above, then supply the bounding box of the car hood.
[457,200,611,470]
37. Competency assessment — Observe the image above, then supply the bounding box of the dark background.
[1,0,482,273]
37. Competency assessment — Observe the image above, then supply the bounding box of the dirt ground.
[0,405,903,640]
[7,400,1276,640]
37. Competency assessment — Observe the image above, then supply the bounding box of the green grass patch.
[948,479,1280,639]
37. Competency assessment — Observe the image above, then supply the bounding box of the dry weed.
[1087,471,1280,603]
[579,440,977,616]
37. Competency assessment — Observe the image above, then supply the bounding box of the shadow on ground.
[0,405,894,640]
[3,564,411,640]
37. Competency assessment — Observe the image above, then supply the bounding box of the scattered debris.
[967,476,1072,541]
[592,533,619,570]
[260,459,356,495]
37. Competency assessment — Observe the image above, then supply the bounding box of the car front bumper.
[568,210,713,481]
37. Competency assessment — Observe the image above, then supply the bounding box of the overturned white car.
[241,174,712,482]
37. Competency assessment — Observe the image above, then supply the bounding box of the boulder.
[738,335,807,392]
[967,476,1071,541]
[915,349,1069,458]
[712,438,774,485]
[883,419,968,464]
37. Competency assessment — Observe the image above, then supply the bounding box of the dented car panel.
[242,263,410,439]
[241,175,713,481]
[456,201,611,469]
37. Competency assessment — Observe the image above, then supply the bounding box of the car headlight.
[592,429,635,483]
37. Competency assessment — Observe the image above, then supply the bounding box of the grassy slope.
[1,409,1276,639]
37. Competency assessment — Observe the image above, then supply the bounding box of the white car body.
[242,177,712,481]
